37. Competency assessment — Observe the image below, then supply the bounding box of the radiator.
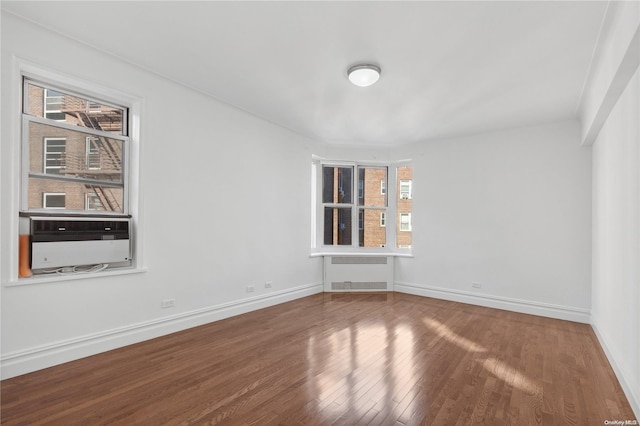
[324,256,394,292]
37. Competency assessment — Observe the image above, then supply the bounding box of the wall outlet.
[161,299,175,308]
[265,281,272,288]
[246,285,255,293]
[472,282,482,289]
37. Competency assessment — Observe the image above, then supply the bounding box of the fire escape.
[59,102,123,212]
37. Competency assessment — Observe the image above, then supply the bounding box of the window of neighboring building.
[400,213,412,232]
[44,89,65,120]
[381,179,386,195]
[400,180,412,199]
[87,101,101,113]
[85,192,103,211]
[43,192,65,209]
[380,211,386,227]
[23,78,129,214]
[43,138,66,174]
[86,137,101,170]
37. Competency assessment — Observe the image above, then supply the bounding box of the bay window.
[314,159,412,252]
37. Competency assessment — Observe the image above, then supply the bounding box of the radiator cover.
[324,256,394,292]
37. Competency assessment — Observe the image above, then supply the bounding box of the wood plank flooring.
[1,292,636,425]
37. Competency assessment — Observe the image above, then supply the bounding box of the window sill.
[310,250,413,258]
[4,266,147,287]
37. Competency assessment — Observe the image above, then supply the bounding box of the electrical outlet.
[472,282,482,289]
[265,281,272,288]
[246,285,255,293]
[161,299,175,308]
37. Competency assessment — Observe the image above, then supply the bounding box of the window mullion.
[24,115,129,142]
[28,172,124,188]
[352,166,358,248]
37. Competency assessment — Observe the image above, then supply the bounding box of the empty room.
[1,1,638,424]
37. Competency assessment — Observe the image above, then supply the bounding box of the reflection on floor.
[1,292,636,425]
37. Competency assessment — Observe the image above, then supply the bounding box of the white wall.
[580,2,640,417]
[1,12,323,378]
[591,66,640,419]
[393,121,592,323]
[580,1,640,145]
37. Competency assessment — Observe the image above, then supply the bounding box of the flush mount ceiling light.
[347,64,381,87]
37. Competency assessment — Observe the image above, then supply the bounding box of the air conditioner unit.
[400,194,410,199]
[30,217,131,269]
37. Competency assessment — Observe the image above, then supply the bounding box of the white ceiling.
[3,1,608,146]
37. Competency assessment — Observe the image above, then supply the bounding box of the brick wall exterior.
[397,166,412,247]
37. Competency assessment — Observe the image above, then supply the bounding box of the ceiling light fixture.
[347,64,381,87]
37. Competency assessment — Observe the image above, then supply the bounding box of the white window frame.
[380,211,386,227]
[22,77,130,215]
[399,213,412,232]
[381,179,386,195]
[43,192,65,209]
[312,157,411,254]
[318,162,388,249]
[5,62,143,283]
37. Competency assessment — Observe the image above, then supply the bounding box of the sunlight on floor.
[423,317,540,395]
[422,317,487,353]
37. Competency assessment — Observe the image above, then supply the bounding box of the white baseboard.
[591,321,640,420]
[1,282,323,379]
[394,281,591,323]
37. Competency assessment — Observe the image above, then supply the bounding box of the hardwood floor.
[1,292,636,425]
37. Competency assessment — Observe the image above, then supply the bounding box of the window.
[43,138,66,174]
[314,160,412,251]
[322,166,353,246]
[399,213,412,232]
[86,137,101,170]
[44,89,65,120]
[318,162,390,249]
[87,101,101,113]
[85,192,103,211]
[43,193,65,209]
[400,180,412,199]
[23,79,128,214]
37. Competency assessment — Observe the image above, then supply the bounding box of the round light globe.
[348,65,381,87]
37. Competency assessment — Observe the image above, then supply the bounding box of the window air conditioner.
[30,217,131,269]
[400,194,410,199]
